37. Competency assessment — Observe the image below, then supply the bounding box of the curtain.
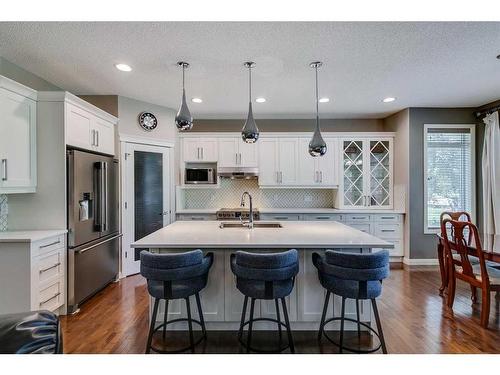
[482,111,500,235]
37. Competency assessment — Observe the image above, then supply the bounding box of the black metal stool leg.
[238,296,248,340]
[185,297,195,353]
[281,298,295,353]
[355,298,361,336]
[275,299,282,340]
[163,299,169,340]
[339,297,345,354]
[247,298,255,353]
[146,298,160,354]
[318,291,330,341]
[371,299,387,354]
[195,293,207,339]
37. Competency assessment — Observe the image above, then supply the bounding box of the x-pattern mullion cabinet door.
[340,138,393,209]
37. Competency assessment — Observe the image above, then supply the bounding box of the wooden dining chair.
[441,218,500,328]
[438,211,473,297]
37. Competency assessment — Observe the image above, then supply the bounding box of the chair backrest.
[232,249,299,281]
[441,219,490,286]
[322,250,390,282]
[440,211,472,245]
[140,250,205,282]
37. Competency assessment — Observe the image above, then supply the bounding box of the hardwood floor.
[59,266,500,354]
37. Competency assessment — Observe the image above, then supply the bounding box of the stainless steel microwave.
[185,167,216,184]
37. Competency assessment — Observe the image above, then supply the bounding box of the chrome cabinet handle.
[315,171,318,183]
[39,262,61,274]
[280,171,283,184]
[40,292,60,306]
[275,216,289,220]
[316,217,330,220]
[352,216,367,220]
[91,130,95,146]
[191,217,205,221]
[239,153,242,165]
[39,239,61,249]
[276,171,279,183]
[96,130,99,147]
[1,159,7,181]
[320,171,323,183]
[381,216,395,220]
[235,153,238,165]
[381,229,395,232]
[201,148,204,160]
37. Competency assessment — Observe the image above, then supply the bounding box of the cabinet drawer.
[34,235,65,256]
[38,277,64,312]
[345,214,371,222]
[260,214,301,221]
[374,223,402,239]
[373,214,402,223]
[345,223,371,234]
[37,248,64,286]
[373,240,403,257]
[303,214,343,221]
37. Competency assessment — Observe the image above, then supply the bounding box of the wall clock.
[138,112,158,131]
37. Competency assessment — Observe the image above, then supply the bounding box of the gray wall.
[0,57,60,91]
[191,118,385,132]
[408,108,481,259]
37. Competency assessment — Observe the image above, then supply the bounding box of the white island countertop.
[132,220,393,249]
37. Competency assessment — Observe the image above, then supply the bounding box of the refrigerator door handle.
[103,161,108,232]
[76,233,123,254]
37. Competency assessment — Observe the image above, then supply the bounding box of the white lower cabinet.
[0,232,66,315]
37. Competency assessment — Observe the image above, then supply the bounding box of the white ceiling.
[0,22,499,118]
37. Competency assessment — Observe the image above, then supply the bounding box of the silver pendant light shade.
[175,62,194,131]
[241,62,259,143]
[308,61,327,157]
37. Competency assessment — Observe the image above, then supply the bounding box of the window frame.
[423,124,476,234]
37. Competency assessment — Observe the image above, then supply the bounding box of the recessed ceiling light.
[383,97,396,103]
[319,97,330,103]
[115,63,132,72]
[191,98,203,103]
[255,97,266,103]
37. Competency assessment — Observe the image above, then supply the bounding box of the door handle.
[1,159,7,181]
[91,130,95,146]
[39,262,61,274]
[197,148,200,159]
[96,130,99,147]
[201,147,204,160]
[39,239,61,249]
[76,233,123,254]
[102,162,108,232]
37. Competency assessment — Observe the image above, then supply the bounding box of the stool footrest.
[149,317,205,354]
[239,318,291,353]
[321,317,382,354]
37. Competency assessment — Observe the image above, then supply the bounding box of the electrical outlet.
[304,194,313,203]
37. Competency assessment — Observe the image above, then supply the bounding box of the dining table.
[437,233,500,295]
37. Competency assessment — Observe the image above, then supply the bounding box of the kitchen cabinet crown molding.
[179,131,396,138]
[37,91,118,124]
[0,75,37,101]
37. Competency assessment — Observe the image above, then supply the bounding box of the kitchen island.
[132,220,393,331]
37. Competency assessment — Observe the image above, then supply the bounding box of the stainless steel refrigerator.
[67,149,121,313]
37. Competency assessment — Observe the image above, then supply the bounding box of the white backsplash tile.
[184,179,335,209]
[0,195,7,231]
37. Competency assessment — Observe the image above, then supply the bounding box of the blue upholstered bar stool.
[231,249,299,353]
[312,250,389,354]
[140,250,213,354]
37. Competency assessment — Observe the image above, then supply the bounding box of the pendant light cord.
[248,66,252,103]
[315,66,319,119]
[182,64,185,91]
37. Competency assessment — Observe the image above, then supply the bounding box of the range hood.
[218,167,259,179]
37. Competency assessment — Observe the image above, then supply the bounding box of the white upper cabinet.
[0,77,37,194]
[298,137,338,187]
[183,138,218,162]
[258,137,299,186]
[339,138,393,209]
[65,99,117,156]
[218,136,258,168]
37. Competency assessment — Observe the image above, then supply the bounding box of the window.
[423,124,475,233]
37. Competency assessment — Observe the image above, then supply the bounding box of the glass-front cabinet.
[341,138,393,209]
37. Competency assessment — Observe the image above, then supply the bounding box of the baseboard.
[403,257,439,266]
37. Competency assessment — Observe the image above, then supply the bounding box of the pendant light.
[308,61,327,157]
[241,61,259,143]
[175,61,193,131]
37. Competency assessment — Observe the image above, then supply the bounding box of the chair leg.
[355,298,361,336]
[275,299,282,340]
[339,297,345,354]
[238,296,248,340]
[281,298,295,353]
[480,289,491,329]
[163,299,169,340]
[185,297,195,353]
[247,298,255,353]
[447,266,456,309]
[371,299,387,354]
[437,242,447,295]
[318,291,330,341]
[470,286,478,304]
[146,298,159,354]
[195,293,207,339]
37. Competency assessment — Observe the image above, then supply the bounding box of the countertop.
[132,220,393,249]
[0,229,67,243]
[176,208,405,215]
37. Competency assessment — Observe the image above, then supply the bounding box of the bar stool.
[230,249,299,353]
[312,250,389,354]
[140,249,213,354]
